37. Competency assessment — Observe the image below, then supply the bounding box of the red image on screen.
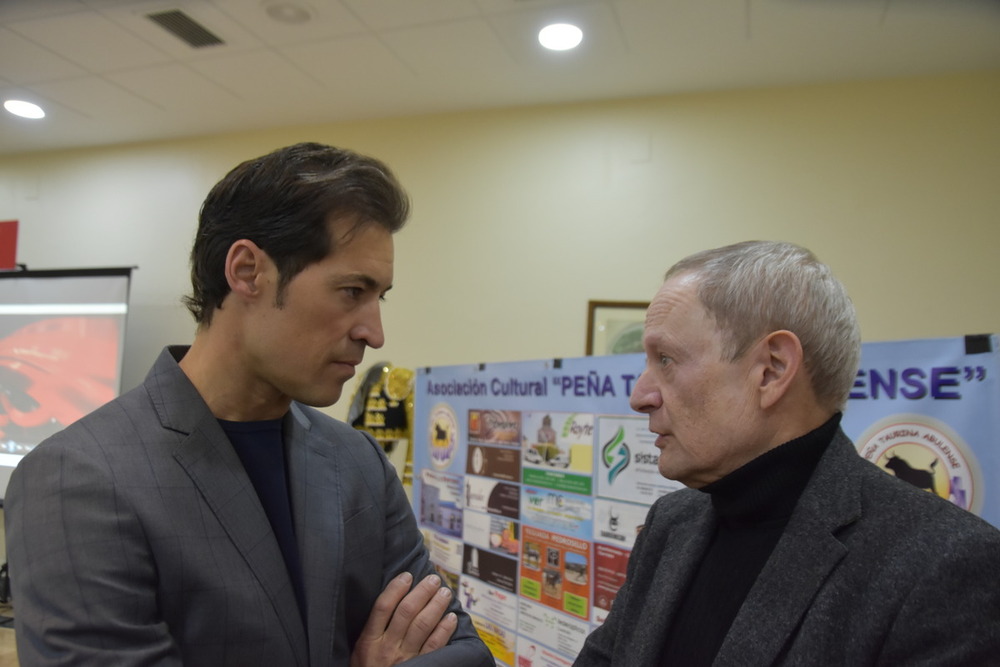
[0,316,120,453]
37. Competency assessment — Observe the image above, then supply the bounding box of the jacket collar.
[713,430,863,666]
[146,346,310,666]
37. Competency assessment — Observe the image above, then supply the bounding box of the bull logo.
[884,452,939,495]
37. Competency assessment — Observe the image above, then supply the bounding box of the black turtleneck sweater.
[658,414,841,667]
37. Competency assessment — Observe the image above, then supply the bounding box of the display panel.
[412,336,1000,665]
[0,268,131,504]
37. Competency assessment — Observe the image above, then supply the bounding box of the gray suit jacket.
[574,429,1000,666]
[5,346,492,667]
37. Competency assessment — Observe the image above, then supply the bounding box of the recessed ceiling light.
[538,23,583,51]
[3,100,45,119]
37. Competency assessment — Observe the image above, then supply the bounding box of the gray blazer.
[574,429,1000,666]
[5,346,492,667]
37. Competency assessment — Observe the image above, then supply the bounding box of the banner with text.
[412,335,999,665]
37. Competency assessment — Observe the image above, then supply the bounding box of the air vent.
[147,9,224,48]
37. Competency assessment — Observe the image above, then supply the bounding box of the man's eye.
[659,355,672,368]
[344,287,363,299]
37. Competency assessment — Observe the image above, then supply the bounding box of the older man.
[573,241,1000,666]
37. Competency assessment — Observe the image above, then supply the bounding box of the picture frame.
[585,300,649,356]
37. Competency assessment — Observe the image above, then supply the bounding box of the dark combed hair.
[182,142,410,324]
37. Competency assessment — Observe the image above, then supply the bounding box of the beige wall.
[1,70,998,425]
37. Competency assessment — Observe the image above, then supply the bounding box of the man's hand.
[350,572,459,667]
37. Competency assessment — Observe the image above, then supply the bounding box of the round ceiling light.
[4,99,45,119]
[264,1,311,24]
[538,23,583,51]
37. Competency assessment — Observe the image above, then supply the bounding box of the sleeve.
[876,520,1000,666]
[4,438,183,667]
[365,433,494,667]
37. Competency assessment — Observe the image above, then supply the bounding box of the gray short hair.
[665,240,861,411]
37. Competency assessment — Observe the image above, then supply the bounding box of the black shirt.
[658,414,841,666]
[220,418,308,625]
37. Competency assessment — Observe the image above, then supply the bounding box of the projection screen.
[0,268,132,504]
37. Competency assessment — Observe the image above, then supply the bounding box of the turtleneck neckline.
[701,413,842,527]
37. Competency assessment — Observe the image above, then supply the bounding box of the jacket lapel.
[617,496,717,667]
[714,431,862,666]
[286,404,345,667]
[148,347,309,666]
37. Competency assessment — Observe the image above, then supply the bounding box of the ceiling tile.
[343,0,480,31]
[0,26,88,83]
[29,75,162,119]
[106,63,241,113]
[383,17,515,73]
[189,49,323,102]
[473,0,605,17]
[9,11,172,72]
[210,0,369,45]
[284,33,412,86]
[0,0,90,22]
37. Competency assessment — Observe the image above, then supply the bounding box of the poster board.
[412,335,999,665]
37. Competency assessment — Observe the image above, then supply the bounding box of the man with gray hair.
[573,241,1000,666]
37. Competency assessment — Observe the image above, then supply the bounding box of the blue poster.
[413,356,645,664]
[842,334,999,528]
[411,335,1000,665]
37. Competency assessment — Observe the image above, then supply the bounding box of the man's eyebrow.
[336,272,392,293]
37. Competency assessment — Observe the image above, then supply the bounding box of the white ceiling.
[1,0,999,156]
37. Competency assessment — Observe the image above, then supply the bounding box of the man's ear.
[224,239,268,299]
[757,330,804,410]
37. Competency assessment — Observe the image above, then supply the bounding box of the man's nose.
[353,302,385,349]
[629,371,660,413]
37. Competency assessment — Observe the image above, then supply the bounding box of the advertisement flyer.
[465,476,521,519]
[595,415,683,504]
[516,636,575,667]
[470,614,516,665]
[459,575,519,629]
[467,442,521,482]
[418,470,463,538]
[592,498,649,550]
[463,544,519,594]
[517,598,590,658]
[421,529,464,574]
[521,485,593,541]
[519,525,591,620]
[464,510,520,559]
[592,542,630,625]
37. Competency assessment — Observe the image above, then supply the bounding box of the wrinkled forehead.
[647,273,706,322]
[644,275,721,345]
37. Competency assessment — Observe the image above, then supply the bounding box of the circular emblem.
[857,413,983,514]
[384,366,413,403]
[428,403,459,471]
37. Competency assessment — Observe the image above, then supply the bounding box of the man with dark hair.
[6,143,492,667]
[573,241,1000,666]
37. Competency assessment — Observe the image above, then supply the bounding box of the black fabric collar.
[702,413,842,526]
